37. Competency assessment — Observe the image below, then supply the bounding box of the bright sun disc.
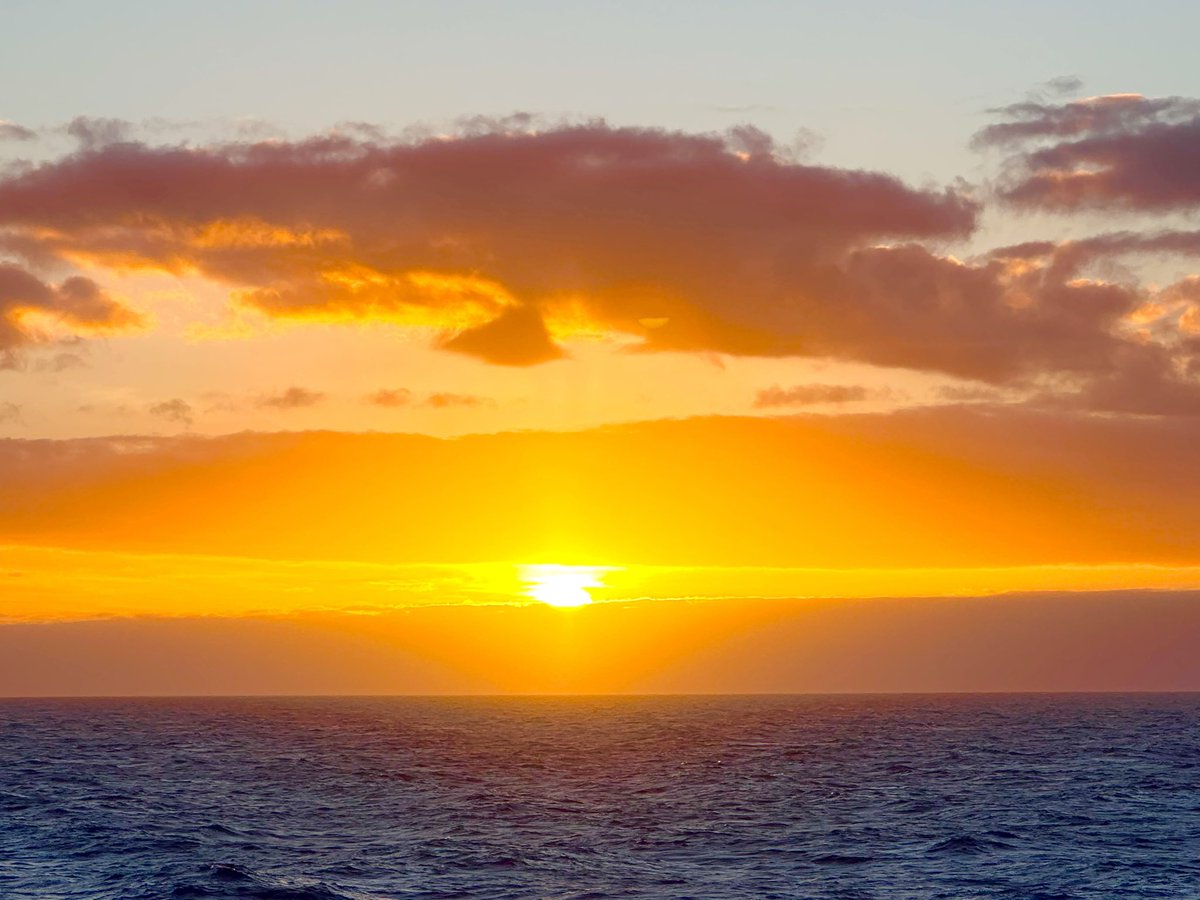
[520,564,610,608]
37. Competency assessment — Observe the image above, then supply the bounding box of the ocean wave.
[2,694,1198,899]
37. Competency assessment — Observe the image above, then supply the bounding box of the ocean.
[1,695,1198,899]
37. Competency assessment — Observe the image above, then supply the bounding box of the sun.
[520,564,610,608]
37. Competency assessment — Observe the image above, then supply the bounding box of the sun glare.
[520,564,610,608]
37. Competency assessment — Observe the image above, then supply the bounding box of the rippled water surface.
[2,695,1199,898]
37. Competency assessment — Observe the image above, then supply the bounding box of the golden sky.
[4,88,1200,693]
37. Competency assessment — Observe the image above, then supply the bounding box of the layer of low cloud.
[5,591,1200,695]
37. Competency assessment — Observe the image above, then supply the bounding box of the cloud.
[423,392,488,408]
[366,388,413,407]
[256,386,325,410]
[199,391,242,413]
[77,403,132,417]
[0,402,21,424]
[818,241,1146,384]
[936,384,1005,403]
[1042,75,1084,98]
[0,121,36,142]
[8,590,1200,694]
[973,93,1198,148]
[1038,343,1200,417]
[0,263,143,362]
[753,383,885,408]
[979,94,1200,211]
[2,409,1200,569]
[978,231,1200,414]
[148,399,194,427]
[0,122,975,373]
[440,304,563,366]
[0,115,1198,411]
[35,351,88,373]
[65,116,135,150]
[367,387,489,408]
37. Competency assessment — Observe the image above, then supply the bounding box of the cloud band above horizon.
[1,102,1198,416]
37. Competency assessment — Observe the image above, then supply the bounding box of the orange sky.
[3,410,1200,693]
[4,91,1200,693]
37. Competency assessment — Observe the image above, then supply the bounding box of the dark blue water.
[1,695,1198,899]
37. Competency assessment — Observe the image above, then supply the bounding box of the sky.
[3,1,1200,694]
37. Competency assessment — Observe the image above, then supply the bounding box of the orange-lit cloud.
[4,388,1200,694]
[0,263,142,366]
[440,303,563,366]
[0,124,978,372]
[8,96,1200,698]
[3,118,1200,411]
